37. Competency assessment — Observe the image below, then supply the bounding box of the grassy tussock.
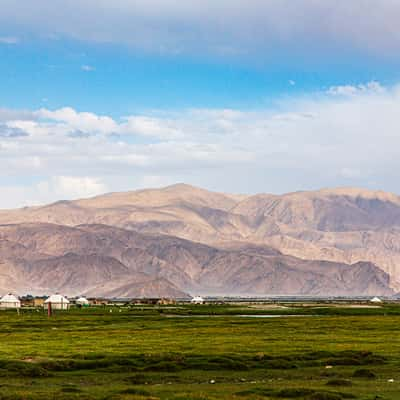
[0,350,385,376]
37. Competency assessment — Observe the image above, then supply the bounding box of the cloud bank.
[0,1,399,60]
[0,81,399,208]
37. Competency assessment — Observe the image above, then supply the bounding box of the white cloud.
[138,175,177,189]
[327,81,385,97]
[2,81,400,207]
[44,176,107,199]
[0,123,28,138]
[0,36,19,44]
[121,116,184,139]
[0,176,107,209]
[340,168,362,179]
[0,108,36,121]
[81,64,95,71]
[36,107,118,135]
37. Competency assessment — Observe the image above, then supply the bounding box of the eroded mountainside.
[0,222,393,297]
[0,184,399,296]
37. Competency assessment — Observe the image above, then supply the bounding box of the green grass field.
[0,304,399,399]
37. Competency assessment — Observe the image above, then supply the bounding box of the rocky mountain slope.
[0,223,392,297]
[0,183,399,296]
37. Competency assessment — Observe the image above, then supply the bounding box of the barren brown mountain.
[0,184,399,296]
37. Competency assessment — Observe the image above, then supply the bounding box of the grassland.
[0,303,399,399]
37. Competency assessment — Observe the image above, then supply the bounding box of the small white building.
[44,294,70,310]
[370,296,383,303]
[0,294,21,309]
[191,296,205,305]
[76,296,89,306]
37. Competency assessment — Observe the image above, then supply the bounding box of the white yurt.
[76,296,89,306]
[370,296,383,303]
[191,296,205,305]
[0,294,21,309]
[44,294,70,310]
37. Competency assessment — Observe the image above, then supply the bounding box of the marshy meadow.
[0,303,399,399]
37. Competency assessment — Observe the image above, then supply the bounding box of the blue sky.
[1,1,400,207]
[1,37,400,115]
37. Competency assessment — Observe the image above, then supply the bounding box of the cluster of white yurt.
[0,294,21,309]
[191,296,205,304]
[44,294,70,310]
[370,296,383,303]
[76,296,90,306]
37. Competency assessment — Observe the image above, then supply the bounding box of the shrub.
[275,388,315,398]
[61,387,82,393]
[235,388,274,397]
[326,379,352,386]
[124,373,148,384]
[352,368,376,378]
[119,388,151,396]
[308,393,343,400]
[265,359,297,369]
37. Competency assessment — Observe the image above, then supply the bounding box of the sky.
[1,0,400,208]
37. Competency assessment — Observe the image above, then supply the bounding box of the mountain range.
[0,183,399,297]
